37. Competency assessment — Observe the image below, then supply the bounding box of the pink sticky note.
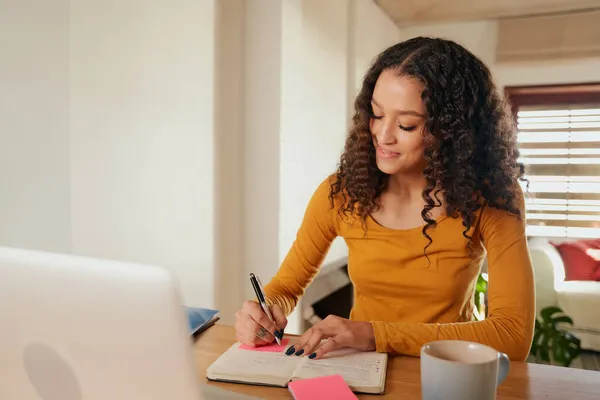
[288,375,357,400]
[239,338,290,352]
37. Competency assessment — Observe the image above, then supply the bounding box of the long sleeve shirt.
[263,176,535,361]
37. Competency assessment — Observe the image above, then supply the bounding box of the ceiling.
[374,0,600,26]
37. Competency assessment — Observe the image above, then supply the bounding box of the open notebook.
[206,341,387,394]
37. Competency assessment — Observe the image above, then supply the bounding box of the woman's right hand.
[234,300,287,347]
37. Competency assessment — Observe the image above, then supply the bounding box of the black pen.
[249,273,281,345]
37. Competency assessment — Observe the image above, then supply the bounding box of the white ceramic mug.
[420,340,510,400]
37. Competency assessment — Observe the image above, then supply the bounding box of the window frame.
[504,82,600,239]
[505,83,600,117]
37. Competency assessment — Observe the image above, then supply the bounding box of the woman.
[234,37,535,361]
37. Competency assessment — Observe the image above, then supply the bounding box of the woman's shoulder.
[300,174,344,234]
[479,183,526,215]
[477,183,527,234]
[311,173,345,206]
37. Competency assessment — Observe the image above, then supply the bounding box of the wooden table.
[195,324,600,399]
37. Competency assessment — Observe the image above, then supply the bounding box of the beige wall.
[399,19,600,88]
[495,59,600,88]
[69,0,216,308]
[1,0,218,308]
[0,0,71,253]
[279,0,401,272]
[213,0,246,327]
[279,0,350,272]
[351,0,404,93]
[242,0,283,305]
[400,20,498,66]
[277,0,400,333]
[0,0,400,328]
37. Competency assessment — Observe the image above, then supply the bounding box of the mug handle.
[496,352,510,386]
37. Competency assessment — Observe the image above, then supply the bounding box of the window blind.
[517,105,600,238]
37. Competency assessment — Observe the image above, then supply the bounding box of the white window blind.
[517,105,600,238]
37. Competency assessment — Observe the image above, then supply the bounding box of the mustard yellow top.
[263,177,535,361]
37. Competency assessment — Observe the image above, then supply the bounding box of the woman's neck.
[385,172,427,201]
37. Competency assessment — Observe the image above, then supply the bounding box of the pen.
[249,273,282,346]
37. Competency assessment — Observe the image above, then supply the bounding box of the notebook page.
[291,350,385,388]
[207,343,301,381]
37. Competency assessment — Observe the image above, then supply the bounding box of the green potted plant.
[474,272,488,321]
[530,306,581,367]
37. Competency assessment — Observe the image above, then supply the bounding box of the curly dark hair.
[330,36,526,253]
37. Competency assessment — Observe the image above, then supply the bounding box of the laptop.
[0,246,208,400]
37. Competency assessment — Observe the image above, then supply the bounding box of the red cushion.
[550,239,600,281]
[590,249,600,281]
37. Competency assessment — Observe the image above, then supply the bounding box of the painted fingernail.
[295,349,304,356]
[308,353,317,359]
[285,346,296,356]
[274,330,283,340]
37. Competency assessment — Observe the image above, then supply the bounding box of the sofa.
[528,237,600,352]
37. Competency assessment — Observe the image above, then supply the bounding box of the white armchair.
[528,237,600,352]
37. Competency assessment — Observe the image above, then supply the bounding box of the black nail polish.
[285,346,296,356]
[274,330,283,340]
[308,353,317,359]
[279,328,285,337]
[295,349,304,356]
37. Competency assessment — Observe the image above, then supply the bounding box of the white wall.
[69,0,216,308]
[0,0,71,253]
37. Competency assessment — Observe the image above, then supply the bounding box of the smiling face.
[369,69,428,176]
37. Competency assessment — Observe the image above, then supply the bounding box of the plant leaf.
[476,273,488,292]
[541,306,563,322]
[552,315,574,326]
[533,307,582,367]
[551,329,582,366]
[530,324,541,355]
[539,336,550,362]
[552,340,566,365]
[564,332,581,358]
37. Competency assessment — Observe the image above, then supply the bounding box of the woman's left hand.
[289,315,376,359]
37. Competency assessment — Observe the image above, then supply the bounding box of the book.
[186,307,220,336]
[288,374,358,400]
[206,341,387,394]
